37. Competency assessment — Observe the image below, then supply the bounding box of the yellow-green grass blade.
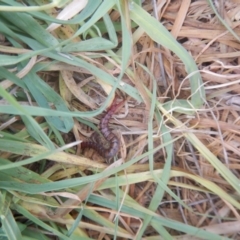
[0,137,180,193]
[186,130,240,194]
[83,208,130,236]
[0,158,51,184]
[89,194,228,240]
[99,169,240,210]
[159,102,240,195]
[110,187,173,239]
[137,68,172,238]
[13,204,73,240]
[0,139,88,171]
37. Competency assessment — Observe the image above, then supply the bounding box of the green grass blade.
[0,85,55,149]
[15,34,142,101]
[115,1,132,81]
[0,193,22,240]
[60,0,116,45]
[207,0,240,42]
[89,194,228,240]
[2,0,100,25]
[23,71,73,132]
[62,13,118,52]
[62,37,116,52]
[129,2,205,112]
[0,11,59,48]
[0,66,26,89]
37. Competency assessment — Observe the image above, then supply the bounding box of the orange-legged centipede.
[81,98,124,158]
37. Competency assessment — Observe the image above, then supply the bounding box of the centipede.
[81,98,125,158]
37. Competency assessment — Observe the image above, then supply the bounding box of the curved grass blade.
[62,14,118,52]
[23,71,73,133]
[89,194,228,240]
[129,2,205,112]
[13,205,73,240]
[18,35,142,102]
[115,1,132,81]
[0,85,55,149]
[0,66,26,89]
[0,12,59,49]
[0,194,22,240]
[60,0,116,46]
[207,0,240,42]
